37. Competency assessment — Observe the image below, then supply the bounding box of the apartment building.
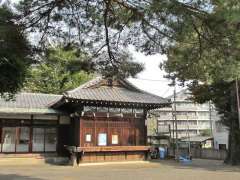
[154,89,212,137]
[147,89,229,149]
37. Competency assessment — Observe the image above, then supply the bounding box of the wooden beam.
[77,146,150,152]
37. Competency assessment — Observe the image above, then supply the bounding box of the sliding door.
[16,127,30,152]
[45,128,57,152]
[32,128,44,152]
[32,127,57,152]
[1,127,16,152]
[0,119,58,153]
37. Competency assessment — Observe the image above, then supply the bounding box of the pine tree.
[0,6,32,97]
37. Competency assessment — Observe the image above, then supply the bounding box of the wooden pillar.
[0,124,2,153]
[143,109,148,145]
[74,116,80,147]
[29,115,33,153]
[79,116,82,147]
[94,114,97,146]
[56,115,60,155]
[107,116,110,145]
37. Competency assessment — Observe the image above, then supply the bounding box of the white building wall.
[211,111,229,149]
[148,89,229,149]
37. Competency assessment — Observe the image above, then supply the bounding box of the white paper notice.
[98,133,107,146]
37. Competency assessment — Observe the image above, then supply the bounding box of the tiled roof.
[64,78,169,106]
[0,93,62,114]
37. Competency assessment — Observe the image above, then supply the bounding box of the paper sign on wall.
[112,135,118,145]
[98,133,107,146]
[86,134,91,142]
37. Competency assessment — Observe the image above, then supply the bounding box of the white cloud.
[128,47,183,98]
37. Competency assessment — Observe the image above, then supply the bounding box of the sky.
[127,46,183,97]
[6,0,183,98]
[128,47,172,97]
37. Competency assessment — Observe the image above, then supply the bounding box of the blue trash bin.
[159,147,166,159]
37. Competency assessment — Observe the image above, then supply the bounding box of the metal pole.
[235,78,240,129]
[171,105,175,156]
[173,79,179,160]
[209,101,213,136]
[186,113,191,156]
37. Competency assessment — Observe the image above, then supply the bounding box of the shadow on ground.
[0,174,43,180]
[150,159,240,173]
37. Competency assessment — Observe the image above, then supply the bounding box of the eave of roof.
[0,107,63,115]
[181,136,213,142]
[61,97,170,109]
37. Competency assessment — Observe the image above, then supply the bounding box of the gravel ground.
[0,159,240,180]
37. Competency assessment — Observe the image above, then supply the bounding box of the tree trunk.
[225,84,240,165]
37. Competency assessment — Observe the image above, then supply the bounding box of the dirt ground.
[0,159,240,180]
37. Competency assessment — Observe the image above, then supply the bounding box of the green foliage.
[97,50,144,79]
[0,6,31,97]
[200,129,211,137]
[166,0,240,81]
[162,1,240,164]
[18,0,213,57]
[24,47,94,94]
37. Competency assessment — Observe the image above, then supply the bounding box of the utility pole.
[186,113,191,157]
[209,101,213,136]
[173,78,179,160]
[171,104,175,155]
[235,78,240,129]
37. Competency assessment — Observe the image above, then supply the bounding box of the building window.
[109,108,121,113]
[97,107,109,112]
[84,106,97,112]
[121,108,133,114]
[219,144,227,150]
[133,109,144,114]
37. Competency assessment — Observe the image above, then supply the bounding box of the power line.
[131,77,170,82]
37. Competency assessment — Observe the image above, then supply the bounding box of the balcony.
[169,124,210,130]
[158,115,210,121]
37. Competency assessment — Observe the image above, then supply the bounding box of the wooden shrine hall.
[0,77,169,164]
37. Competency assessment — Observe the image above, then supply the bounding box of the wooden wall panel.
[81,151,146,162]
[80,116,146,147]
[109,127,121,145]
[126,152,145,161]
[96,152,105,161]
